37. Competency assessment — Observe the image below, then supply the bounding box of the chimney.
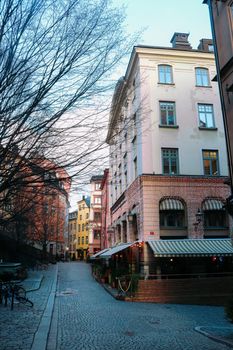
[82,195,85,200]
[197,39,214,53]
[170,32,192,50]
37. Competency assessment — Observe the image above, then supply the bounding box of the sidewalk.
[22,270,44,292]
[0,263,58,350]
[195,326,233,348]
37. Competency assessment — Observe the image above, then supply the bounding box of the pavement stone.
[2,261,233,349]
[49,261,233,350]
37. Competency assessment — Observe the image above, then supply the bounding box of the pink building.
[100,169,111,249]
[104,33,233,275]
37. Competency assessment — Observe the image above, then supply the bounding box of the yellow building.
[76,196,90,260]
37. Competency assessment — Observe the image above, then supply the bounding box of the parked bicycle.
[0,281,33,310]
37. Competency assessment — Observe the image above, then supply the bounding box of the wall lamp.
[127,213,134,222]
[195,208,204,223]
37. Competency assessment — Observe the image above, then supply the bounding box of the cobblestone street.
[48,262,232,350]
[1,262,233,349]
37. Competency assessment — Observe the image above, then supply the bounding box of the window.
[94,230,100,239]
[133,157,137,178]
[160,102,176,126]
[195,68,210,87]
[198,104,215,128]
[159,198,185,229]
[124,171,127,189]
[94,197,101,204]
[94,212,101,222]
[85,236,88,244]
[202,150,219,176]
[80,214,82,220]
[158,65,173,84]
[78,224,80,232]
[78,237,80,245]
[124,133,127,152]
[208,44,214,52]
[160,211,185,228]
[82,236,84,244]
[204,211,226,228]
[95,183,101,190]
[86,213,89,219]
[162,148,179,175]
[82,223,84,231]
[132,137,137,159]
[133,113,137,138]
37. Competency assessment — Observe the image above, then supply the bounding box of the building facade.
[100,169,111,249]
[204,0,233,197]
[88,175,103,256]
[106,33,232,275]
[76,196,90,260]
[68,210,78,259]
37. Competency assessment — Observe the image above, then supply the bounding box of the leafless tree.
[0,0,139,228]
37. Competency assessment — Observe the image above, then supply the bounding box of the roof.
[90,175,104,183]
[147,239,233,257]
[84,196,90,208]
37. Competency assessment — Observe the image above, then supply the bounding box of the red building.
[25,159,71,259]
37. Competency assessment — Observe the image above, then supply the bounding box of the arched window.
[202,198,228,231]
[158,65,173,84]
[159,197,186,229]
[195,67,210,87]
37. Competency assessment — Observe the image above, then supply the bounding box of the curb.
[31,264,58,350]
[195,326,233,348]
[25,276,44,292]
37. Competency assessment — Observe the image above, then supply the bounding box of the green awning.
[90,248,110,259]
[202,199,224,210]
[147,238,233,257]
[100,242,134,259]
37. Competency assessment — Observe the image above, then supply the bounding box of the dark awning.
[147,238,233,257]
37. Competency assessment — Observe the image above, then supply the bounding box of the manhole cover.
[124,331,135,337]
[56,289,78,296]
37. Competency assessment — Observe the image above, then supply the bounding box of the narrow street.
[47,262,230,350]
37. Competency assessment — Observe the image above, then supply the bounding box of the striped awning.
[202,199,224,211]
[147,239,233,257]
[160,198,184,211]
[99,242,134,259]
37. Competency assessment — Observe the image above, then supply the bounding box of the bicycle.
[0,281,33,310]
